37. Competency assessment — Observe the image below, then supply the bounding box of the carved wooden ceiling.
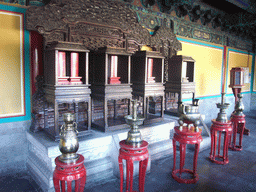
[142,0,256,41]
[3,0,256,42]
[26,0,182,58]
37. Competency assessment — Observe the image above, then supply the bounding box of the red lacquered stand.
[209,120,232,165]
[53,154,86,192]
[172,126,203,184]
[118,140,149,192]
[230,114,246,151]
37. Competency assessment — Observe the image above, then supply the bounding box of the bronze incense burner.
[178,97,200,132]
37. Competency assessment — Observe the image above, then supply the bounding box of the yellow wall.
[177,41,223,97]
[0,11,24,117]
[227,51,252,93]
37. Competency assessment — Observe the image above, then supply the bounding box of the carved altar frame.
[26,0,182,135]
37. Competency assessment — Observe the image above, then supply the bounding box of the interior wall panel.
[0,10,24,118]
[177,40,223,98]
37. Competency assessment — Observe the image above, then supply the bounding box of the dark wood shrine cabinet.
[90,47,133,132]
[131,50,165,123]
[43,41,91,140]
[165,55,196,115]
[26,0,182,137]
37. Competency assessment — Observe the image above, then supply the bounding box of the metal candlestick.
[125,99,145,147]
[59,113,79,163]
[216,93,230,123]
[233,93,244,116]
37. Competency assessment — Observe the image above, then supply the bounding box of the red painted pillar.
[222,46,227,93]
[30,31,44,95]
[147,58,155,83]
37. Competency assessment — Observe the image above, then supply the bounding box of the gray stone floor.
[1,111,256,192]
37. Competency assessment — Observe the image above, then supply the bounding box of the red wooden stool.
[172,126,203,184]
[53,154,86,192]
[209,120,232,165]
[230,114,246,151]
[118,140,149,192]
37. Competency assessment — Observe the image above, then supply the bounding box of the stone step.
[149,140,173,161]
[85,156,113,177]
[86,169,116,188]
[84,156,116,187]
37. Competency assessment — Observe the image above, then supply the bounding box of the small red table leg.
[230,115,246,151]
[128,159,134,192]
[118,140,149,192]
[80,173,86,192]
[172,126,203,184]
[118,156,124,192]
[53,177,60,192]
[172,139,177,173]
[61,181,65,191]
[209,120,232,165]
[179,143,186,176]
[139,158,148,192]
[193,143,200,178]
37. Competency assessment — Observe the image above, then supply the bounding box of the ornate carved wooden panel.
[26,0,181,56]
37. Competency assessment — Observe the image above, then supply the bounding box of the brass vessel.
[178,98,200,132]
[58,113,79,163]
[125,99,145,147]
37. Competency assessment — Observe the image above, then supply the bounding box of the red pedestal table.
[230,114,246,151]
[118,140,149,192]
[53,154,86,192]
[209,120,232,165]
[172,126,203,184]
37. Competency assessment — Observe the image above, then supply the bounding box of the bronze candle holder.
[216,93,230,123]
[125,99,145,147]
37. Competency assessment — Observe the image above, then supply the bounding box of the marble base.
[26,116,177,192]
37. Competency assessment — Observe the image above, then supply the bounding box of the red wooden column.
[57,52,69,85]
[109,55,121,84]
[30,31,44,95]
[70,52,82,84]
[147,58,155,83]
[118,140,149,192]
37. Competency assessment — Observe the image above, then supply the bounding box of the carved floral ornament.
[26,0,181,57]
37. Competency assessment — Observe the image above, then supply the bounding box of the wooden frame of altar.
[90,47,133,132]
[43,41,91,140]
[131,50,165,123]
